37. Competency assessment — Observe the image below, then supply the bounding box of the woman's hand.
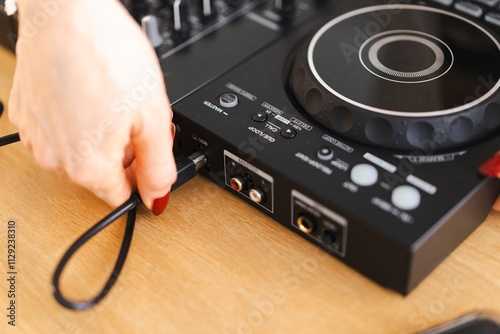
[9,0,176,213]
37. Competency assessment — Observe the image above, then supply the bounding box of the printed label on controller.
[371,197,414,224]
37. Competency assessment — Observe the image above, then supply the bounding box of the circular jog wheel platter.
[288,5,500,151]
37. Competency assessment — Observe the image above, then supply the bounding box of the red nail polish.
[152,193,170,216]
[479,154,500,177]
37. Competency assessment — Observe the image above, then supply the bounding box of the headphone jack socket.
[296,214,317,234]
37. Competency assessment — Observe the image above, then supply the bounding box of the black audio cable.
[0,101,20,146]
[0,125,207,310]
[53,192,141,310]
[52,151,206,310]
[0,132,20,146]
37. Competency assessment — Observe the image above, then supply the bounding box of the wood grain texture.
[0,46,500,334]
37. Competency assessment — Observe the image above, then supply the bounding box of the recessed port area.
[224,151,274,213]
[296,214,317,234]
[291,190,347,257]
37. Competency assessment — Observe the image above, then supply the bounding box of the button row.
[350,163,422,211]
[430,0,500,27]
[251,112,297,139]
[218,93,298,139]
[455,1,484,18]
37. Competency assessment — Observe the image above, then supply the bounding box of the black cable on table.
[0,122,207,310]
[52,192,142,311]
[0,132,20,146]
[51,152,206,310]
[0,101,21,147]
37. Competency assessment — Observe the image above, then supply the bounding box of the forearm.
[12,0,125,27]
[11,0,135,52]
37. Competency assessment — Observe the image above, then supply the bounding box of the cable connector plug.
[171,151,207,192]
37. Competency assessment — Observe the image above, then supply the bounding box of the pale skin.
[9,0,176,211]
[7,0,500,212]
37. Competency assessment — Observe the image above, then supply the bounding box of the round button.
[317,146,335,161]
[281,127,297,138]
[252,112,268,122]
[391,185,421,211]
[350,164,378,187]
[219,93,238,108]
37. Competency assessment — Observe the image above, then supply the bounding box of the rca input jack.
[249,187,266,204]
[296,214,316,234]
[230,175,246,192]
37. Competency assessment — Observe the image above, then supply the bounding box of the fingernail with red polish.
[152,193,170,216]
[479,154,500,177]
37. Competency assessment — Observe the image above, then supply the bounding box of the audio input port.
[323,229,338,244]
[296,214,316,234]
[249,187,266,204]
[230,176,246,192]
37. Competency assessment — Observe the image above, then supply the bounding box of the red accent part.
[479,154,500,177]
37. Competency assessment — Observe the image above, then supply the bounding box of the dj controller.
[2,0,500,294]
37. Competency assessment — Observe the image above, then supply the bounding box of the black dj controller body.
[2,0,500,294]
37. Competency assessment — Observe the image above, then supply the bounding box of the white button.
[392,185,421,211]
[350,164,378,186]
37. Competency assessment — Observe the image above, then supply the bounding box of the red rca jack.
[230,175,247,192]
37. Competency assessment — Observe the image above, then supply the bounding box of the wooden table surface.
[1,46,500,334]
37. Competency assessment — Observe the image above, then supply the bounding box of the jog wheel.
[288,4,500,152]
